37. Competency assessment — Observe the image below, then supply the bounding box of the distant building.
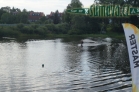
[46,12,54,19]
[28,11,45,22]
[12,11,19,15]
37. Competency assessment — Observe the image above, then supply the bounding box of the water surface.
[0,37,131,92]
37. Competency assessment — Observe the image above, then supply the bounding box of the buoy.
[42,64,44,67]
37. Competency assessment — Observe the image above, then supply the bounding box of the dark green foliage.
[71,15,85,31]
[0,7,28,24]
[22,26,34,34]
[68,0,83,9]
[45,23,69,34]
[106,24,124,33]
[36,27,46,35]
[56,23,69,34]
[17,23,24,29]
[31,24,39,29]
[46,24,55,33]
[68,29,82,35]
[40,16,47,24]
[53,10,60,24]
[16,24,48,36]
[0,10,6,22]
[63,0,102,35]
[0,26,20,37]
[17,23,24,32]
[1,13,11,23]
[129,15,139,26]
[19,12,29,23]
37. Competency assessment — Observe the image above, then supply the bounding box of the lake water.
[0,37,132,92]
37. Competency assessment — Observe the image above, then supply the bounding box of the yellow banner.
[122,23,139,92]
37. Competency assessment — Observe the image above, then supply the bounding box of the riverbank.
[0,33,125,41]
[0,23,125,40]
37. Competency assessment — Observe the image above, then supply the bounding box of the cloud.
[80,0,95,7]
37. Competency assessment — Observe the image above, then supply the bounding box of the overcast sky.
[0,0,94,15]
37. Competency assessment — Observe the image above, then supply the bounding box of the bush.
[30,24,39,29]
[0,27,20,37]
[36,27,46,35]
[45,24,55,33]
[106,24,124,33]
[17,23,24,30]
[46,23,70,34]
[10,26,18,31]
[22,26,30,34]
[56,23,69,34]
[106,24,113,33]
[113,24,123,33]
[68,29,82,35]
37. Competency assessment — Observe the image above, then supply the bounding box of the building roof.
[28,11,45,21]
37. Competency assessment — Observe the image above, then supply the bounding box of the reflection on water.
[0,38,131,92]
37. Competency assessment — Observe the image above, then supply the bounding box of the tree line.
[0,7,29,24]
[0,7,62,24]
[0,0,139,37]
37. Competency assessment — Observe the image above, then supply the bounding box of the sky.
[0,0,94,15]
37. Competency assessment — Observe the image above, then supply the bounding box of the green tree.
[53,10,60,24]
[40,16,47,23]
[63,0,83,23]
[71,15,86,32]
[63,0,83,26]
[0,9,6,21]
[68,0,83,9]
[1,13,11,23]
[94,0,124,4]
[0,7,29,24]
[64,0,102,34]
[20,9,29,23]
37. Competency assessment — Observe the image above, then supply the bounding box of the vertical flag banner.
[122,23,139,92]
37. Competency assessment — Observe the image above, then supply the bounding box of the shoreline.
[0,33,126,40]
